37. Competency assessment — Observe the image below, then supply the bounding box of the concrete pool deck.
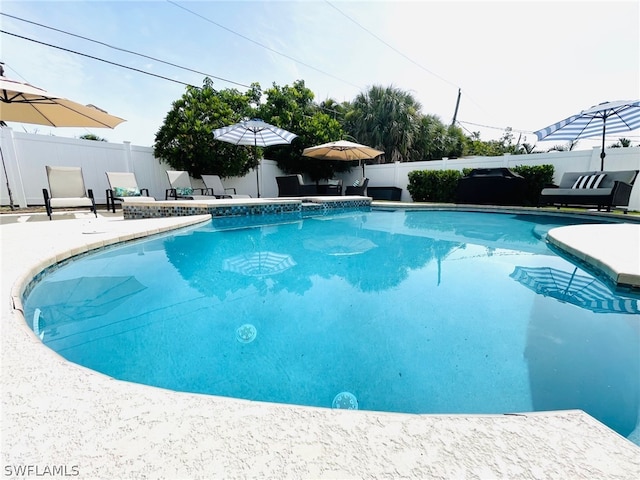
[1,207,639,479]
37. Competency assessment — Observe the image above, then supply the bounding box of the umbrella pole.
[0,145,16,210]
[254,142,260,198]
[600,117,607,171]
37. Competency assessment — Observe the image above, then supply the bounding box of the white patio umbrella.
[0,74,126,209]
[302,140,384,176]
[212,118,297,197]
[534,100,640,170]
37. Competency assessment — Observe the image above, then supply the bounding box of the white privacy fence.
[2,127,639,211]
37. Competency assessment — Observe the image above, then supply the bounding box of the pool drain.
[236,324,257,343]
[332,391,358,410]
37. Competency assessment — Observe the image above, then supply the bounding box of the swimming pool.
[23,209,640,444]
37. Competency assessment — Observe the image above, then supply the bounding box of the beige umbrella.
[0,76,125,128]
[302,140,384,176]
[0,74,125,209]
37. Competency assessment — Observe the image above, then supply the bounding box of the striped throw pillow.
[571,173,606,189]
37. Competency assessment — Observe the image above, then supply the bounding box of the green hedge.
[407,170,463,203]
[510,164,555,206]
[408,164,554,205]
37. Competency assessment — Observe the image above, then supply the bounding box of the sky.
[2,0,639,152]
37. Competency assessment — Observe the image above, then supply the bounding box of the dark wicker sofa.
[538,170,638,212]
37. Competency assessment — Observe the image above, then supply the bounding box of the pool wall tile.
[123,198,372,220]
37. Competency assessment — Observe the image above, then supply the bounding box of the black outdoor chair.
[345,178,369,196]
[276,175,317,197]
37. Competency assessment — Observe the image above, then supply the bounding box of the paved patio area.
[1,209,639,479]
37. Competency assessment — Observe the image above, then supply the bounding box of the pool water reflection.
[23,210,640,444]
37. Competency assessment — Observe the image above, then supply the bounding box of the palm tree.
[345,85,422,163]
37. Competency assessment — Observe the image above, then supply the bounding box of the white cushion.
[49,197,94,208]
[117,196,155,203]
[571,173,606,189]
[46,166,88,198]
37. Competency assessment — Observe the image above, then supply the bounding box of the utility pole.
[451,88,461,127]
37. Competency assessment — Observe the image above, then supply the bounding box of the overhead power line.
[1,12,252,89]
[457,120,533,135]
[324,0,460,91]
[1,30,203,88]
[323,1,490,121]
[165,0,362,90]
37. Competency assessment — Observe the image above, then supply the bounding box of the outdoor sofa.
[538,170,638,212]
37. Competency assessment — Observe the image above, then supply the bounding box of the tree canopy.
[154,78,262,178]
[257,80,350,182]
[153,78,535,181]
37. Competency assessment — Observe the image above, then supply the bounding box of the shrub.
[407,170,463,203]
[511,164,555,206]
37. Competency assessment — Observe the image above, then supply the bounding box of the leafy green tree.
[257,80,348,181]
[462,128,534,156]
[154,77,262,178]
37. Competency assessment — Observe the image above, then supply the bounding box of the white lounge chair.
[201,175,251,198]
[42,166,97,220]
[105,171,155,212]
[165,171,215,200]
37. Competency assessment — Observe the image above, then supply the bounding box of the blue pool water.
[23,210,640,443]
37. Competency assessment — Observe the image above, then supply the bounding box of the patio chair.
[165,170,215,200]
[201,174,251,198]
[105,171,156,213]
[42,165,97,220]
[276,174,317,197]
[345,177,369,196]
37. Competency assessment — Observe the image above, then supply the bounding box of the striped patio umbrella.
[510,266,640,315]
[534,100,640,170]
[213,119,297,197]
[222,251,296,277]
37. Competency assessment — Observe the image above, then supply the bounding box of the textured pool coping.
[2,211,639,479]
[547,223,640,290]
